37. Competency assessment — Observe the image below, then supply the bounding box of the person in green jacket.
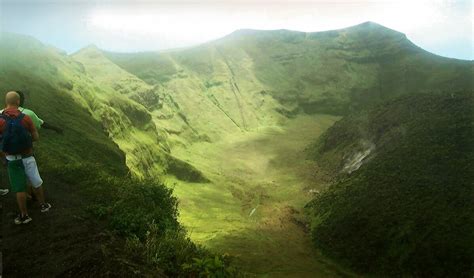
[17,90,63,134]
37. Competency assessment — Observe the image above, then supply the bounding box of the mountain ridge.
[0,22,472,276]
[58,21,466,61]
[224,21,403,37]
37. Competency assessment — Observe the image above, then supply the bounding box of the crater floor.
[168,114,353,277]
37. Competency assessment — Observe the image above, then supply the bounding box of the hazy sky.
[0,0,472,59]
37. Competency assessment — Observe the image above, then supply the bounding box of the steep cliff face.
[106,21,472,130]
[71,46,169,178]
[0,32,206,181]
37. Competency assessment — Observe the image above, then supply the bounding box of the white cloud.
[77,1,472,58]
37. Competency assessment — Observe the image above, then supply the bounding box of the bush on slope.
[308,92,474,277]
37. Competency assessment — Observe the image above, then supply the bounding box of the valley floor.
[168,114,353,277]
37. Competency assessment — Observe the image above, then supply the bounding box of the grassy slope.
[2,20,471,276]
[0,33,227,277]
[106,22,472,121]
[308,92,474,277]
[101,22,473,276]
[215,22,472,113]
[169,114,350,277]
[0,32,134,276]
[104,39,286,140]
[72,46,208,182]
[0,33,127,178]
[71,45,170,178]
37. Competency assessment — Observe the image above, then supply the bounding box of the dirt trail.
[0,167,135,277]
[171,114,353,277]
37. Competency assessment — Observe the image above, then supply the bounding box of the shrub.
[308,92,474,277]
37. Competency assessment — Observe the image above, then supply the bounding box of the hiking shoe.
[14,214,32,225]
[0,189,9,196]
[40,203,52,212]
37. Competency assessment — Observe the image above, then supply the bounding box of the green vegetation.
[1,20,472,276]
[0,32,234,276]
[84,174,236,276]
[308,92,474,277]
[168,114,351,276]
[107,22,472,121]
[102,23,472,276]
[72,45,205,180]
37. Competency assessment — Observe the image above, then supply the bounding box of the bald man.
[0,91,50,224]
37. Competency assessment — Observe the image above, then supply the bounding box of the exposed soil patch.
[0,168,150,277]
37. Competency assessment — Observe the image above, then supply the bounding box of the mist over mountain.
[0,22,472,276]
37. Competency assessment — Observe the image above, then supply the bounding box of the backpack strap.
[0,112,25,129]
[0,112,9,122]
[17,113,25,121]
[0,111,25,123]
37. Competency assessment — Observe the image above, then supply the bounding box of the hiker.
[0,90,61,199]
[14,90,61,201]
[0,91,51,224]
[0,90,62,200]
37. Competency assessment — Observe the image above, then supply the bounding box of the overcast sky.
[0,0,472,59]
